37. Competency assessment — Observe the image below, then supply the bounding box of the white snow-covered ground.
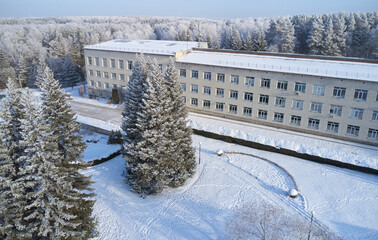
[81,129,121,162]
[83,134,378,240]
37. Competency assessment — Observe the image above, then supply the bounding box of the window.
[230,90,238,100]
[277,80,288,91]
[376,93,378,102]
[204,72,211,80]
[275,97,286,107]
[102,58,107,67]
[191,98,198,106]
[112,84,117,89]
[216,88,224,97]
[313,85,325,96]
[368,129,378,140]
[180,83,186,92]
[120,74,125,82]
[347,125,360,136]
[118,60,124,69]
[261,78,270,88]
[216,102,224,111]
[95,57,100,66]
[87,56,92,65]
[191,84,198,93]
[97,81,102,88]
[192,70,198,79]
[310,102,322,113]
[229,105,237,114]
[158,64,163,72]
[111,59,116,68]
[103,72,109,79]
[330,105,342,116]
[291,115,301,126]
[258,110,268,119]
[243,107,252,116]
[231,75,239,84]
[111,73,116,80]
[245,76,254,86]
[203,100,210,108]
[128,61,133,70]
[105,83,110,89]
[308,118,320,129]
[89,70,94,76]
[354,89,368,101]
[292,99,304,110]
[327,122,339,133]
[333,87,346,98]
[259,94,269,105]
[90,80,94,86]
[295,82,306,93]
[96,71,101,78]
[203,86,211,95]
[180,69,186,77]
[244,92,253,102]
[217,73,225,82]
[274,112,284,123]
[373,111,378,122]
[350,108,363,119]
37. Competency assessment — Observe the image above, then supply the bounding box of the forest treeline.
[0,12,377,89]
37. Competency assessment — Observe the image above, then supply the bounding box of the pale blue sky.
[0,0,377,19]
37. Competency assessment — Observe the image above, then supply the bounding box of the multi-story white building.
[84,39,378,145]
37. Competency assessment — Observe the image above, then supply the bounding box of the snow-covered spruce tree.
[62,54,81,88]
[122,56,195,196]
[16,55,28,88]
[0,77,26,238]
[37,65,96,239]
[162,59,195,187]
[307,16,325,55]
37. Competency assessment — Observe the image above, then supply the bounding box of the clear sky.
[0,0,377,19]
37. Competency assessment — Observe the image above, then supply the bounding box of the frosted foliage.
[307,17,325,55]
[0,68,95,239]
[122,56,195,196]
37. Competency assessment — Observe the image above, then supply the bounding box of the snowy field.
[83,133,378,240]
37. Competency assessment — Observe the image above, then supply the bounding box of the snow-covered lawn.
[81,129,121,162]
[83,134,378,240]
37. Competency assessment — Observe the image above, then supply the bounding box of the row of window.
[186,97,377,140]
[181,84,378,121]
[89,80,119,90]
[88,70,128,82]
[87,57,133,70]
[179,70,375,101]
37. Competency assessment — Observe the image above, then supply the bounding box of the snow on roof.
[176,50,378,82]
[84,39,206,56]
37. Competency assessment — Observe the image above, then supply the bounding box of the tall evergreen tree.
[321,18,339,56]
[243,32,253,51]
[16,55,28,88]
[122,56,195,196]
[307,16,325,55]
[62,54,81,88]
[37,66,96,238]
[332,15,347,56]
[278,19,295,53]
[252,30,267,51]
[162,59,196,187]
[0,49,16,89]
[0,78,26,238]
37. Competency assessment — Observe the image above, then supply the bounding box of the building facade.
[84,39,378,145]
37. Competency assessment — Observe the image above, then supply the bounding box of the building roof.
[176,50,378,82]
[84,39,206,56]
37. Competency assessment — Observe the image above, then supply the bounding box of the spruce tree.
[37,66,96,239]
[122,56,196,196]
[244,32,253,51]
[307,16,325,55]
[162,59,196,187]
[252,30,267,51]
[16,55,28,88]
[0,78,26,238]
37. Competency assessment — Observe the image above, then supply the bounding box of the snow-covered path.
[84,135,378,240]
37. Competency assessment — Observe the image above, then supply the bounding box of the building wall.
[84,49,378,145]
[175,62,378,145]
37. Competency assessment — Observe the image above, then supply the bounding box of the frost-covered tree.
[16,55,28,88]
[229,26,242,50]
[162,59,196,187]
[122,56,195,196]
[243,32,253,51]
[37,66,96,239]
[332,15,347,56]
[61,54,81,88]
[307,16,325,55]
[252,30,267,51]
[293,15,310,54]
[278,19,295,53]
[0,78,26,238]
[0,50,16,89]
[321,18,339,56]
